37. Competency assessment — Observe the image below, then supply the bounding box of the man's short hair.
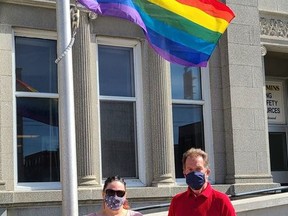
[182,148,209,169]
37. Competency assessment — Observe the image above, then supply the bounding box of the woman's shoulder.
[128,210,143,216]
[85,210,142,216]
[85,213,99,216]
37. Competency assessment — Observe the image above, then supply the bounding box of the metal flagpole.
[56,1,79,215]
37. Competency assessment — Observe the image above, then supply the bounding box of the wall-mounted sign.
[266,81,285,124]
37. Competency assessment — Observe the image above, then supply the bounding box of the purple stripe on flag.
[151,44,208,67]
[79,0,146,30]
[98,4,146,30]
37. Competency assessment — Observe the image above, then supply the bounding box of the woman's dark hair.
[103,175,126,191]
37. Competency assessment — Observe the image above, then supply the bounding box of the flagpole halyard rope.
[55,4,80,64]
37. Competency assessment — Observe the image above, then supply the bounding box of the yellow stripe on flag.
[148,0,229,33]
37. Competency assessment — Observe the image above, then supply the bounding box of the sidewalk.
[142,192,288,216]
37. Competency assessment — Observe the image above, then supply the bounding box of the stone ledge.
[138,192,288,215]
[229,182,281,195]
[0,183,282,206]
[233,192,288,212]
[0,0,55,9]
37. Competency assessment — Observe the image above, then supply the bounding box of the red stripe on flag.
[176,0,235,22]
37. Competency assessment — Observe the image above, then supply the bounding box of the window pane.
[99,45,135,97]
[17,98,59,182]
[171,64,202,100]
[100,101,137,178]
[173,104,204,178]
[15,37,57,93]
[269,132,288,171]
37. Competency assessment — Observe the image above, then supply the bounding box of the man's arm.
[167,198,175,216]
[220,195,237,216]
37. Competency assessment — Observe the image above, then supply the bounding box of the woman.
[87,176,143,216]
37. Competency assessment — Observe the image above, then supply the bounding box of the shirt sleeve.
[220,195,237,216]
[84,213,97,216]
[129,210,143,216]
[168,197,175,216]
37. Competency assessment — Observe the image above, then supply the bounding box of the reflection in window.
[17,98,59,182]
[171,64,205,178]
[15,37,59,183]
[100,101,136,177]
[15,37,57,93]
[99,45,135,97]
[171,64,201,100]
[99,44,138,178]
[173,105,204,178]
[269,132,288,171]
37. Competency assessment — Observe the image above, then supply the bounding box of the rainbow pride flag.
[78,0,235,66]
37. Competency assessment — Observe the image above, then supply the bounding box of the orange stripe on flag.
[176,0,235,22]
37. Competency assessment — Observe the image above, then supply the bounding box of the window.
[15,36,59,185]
[269,132,288,171]
[171,64,213,180]
[97,38,143,181]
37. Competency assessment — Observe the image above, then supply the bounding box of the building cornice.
[260,10,288,17]
[260,17,288,39]
[259,11,288,40]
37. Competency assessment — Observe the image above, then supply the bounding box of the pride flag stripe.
[78,0,235,66]
[177,0,235,22]
[147,0,229,33]
[81,1,146,29]
[134,0,222,44]
[147,27,210,65]
[136,6,216,55]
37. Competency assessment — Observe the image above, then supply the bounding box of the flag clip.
[71,6,80,29]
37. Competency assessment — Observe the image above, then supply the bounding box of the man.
[168,148,236,216]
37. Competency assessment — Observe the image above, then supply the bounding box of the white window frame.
[13,28,61,190]
[96,37,145,187]
[172,65,215,185]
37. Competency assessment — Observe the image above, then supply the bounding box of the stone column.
[72,12,100,186]
[148,48,175,187]
[220,2,276,193]
[0,24,12,190]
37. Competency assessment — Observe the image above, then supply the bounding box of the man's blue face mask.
[185,171,205,190]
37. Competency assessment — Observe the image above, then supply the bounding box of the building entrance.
[265,51,288,184]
